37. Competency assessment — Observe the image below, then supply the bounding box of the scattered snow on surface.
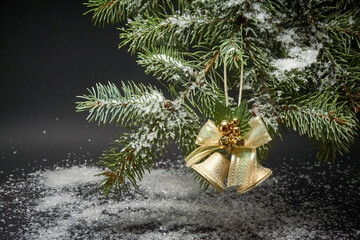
[40,165,100,188]
[34,193,76,211]
[1,156,359,239]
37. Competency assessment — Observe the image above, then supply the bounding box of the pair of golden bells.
[185,116,272,193]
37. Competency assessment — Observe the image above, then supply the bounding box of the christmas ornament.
[185,116,272,193]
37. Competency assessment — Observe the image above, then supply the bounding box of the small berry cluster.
[218,118,245,147]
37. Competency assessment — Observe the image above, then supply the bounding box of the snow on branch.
[159,15,207,28]
[76,82,166,125]
[272,46,320,72]
[138,51,195,83]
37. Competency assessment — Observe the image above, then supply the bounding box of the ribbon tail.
[227,148,256,187]
[185,144,221,167]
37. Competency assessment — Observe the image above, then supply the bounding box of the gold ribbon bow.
[185,116,272,193]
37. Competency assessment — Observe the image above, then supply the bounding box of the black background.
[0,0,359,182]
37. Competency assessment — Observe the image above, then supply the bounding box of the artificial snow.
[277,29,299,46]
[151,54,194,76]
[225,0,245,7]
[242,2,280,34]
[39,165,100,188]
[348,16,355,25]
[159,15,206,28]
[1,156,359,239]
[272,46,320,72]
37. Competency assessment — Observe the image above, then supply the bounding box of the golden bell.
[192,152,230,192]
[237,160,272,194]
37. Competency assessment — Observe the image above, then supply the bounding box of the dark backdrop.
[0,1,359,182]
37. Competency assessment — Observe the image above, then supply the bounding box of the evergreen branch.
[282,105,349,128]
[84,0,173,26]
[180,70,227,118]
[340,77,360,113]
[219,35,247,71]
[280,96,358,161]
[119,14,233,54]
[137,48,225,117]
[85,0,132,26]
[98,131,163,195]
[77,81,201,194]
[76,81,165,126]
[137,48,195,85]
[203,50,220,75]
[98,100,200,195]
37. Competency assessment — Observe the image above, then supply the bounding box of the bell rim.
[192,165,225,192]
[237,169,272,194]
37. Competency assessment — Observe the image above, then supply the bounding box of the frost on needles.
[77,0,360,195]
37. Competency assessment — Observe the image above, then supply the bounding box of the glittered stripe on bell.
[237,159,272,194]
